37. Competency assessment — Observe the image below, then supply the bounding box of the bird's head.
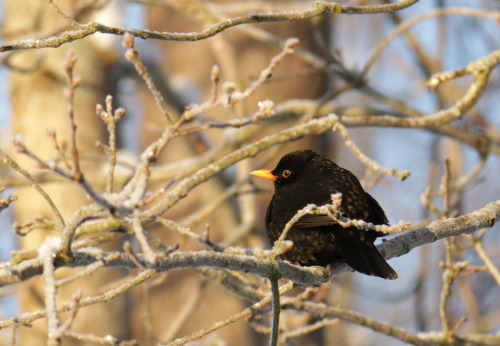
[251,150,320,187]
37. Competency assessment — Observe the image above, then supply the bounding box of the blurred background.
[1,0,499,345]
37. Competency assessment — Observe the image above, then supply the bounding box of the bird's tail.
[332,230,398,280]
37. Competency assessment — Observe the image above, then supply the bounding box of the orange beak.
[250,169,278,181]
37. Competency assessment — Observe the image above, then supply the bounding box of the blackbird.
[251,150,397,279]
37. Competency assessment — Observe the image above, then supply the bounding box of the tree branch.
[1,200,498,291]
[0,0,418,52]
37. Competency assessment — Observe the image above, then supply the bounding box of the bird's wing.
[290,192,340,229]
[292,213,337,229]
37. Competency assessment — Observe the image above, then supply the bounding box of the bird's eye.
[282,170,291,178]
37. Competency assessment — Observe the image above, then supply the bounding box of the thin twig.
[362,7,500,76]
[160,281,207,342]
[62,49,83,182]
[281,318,339,341]
[0,149,65,229]
[96,95,126,193]
[0,187,17,214]
[283,299,424,345]
[176,38,296,124]
[55,253,120,287]
[45,0,81,29]
[332,120,410,180]
[439,158,453,341]
[39,237,62,345]
[131,208,157,265]
[123,33,172,125]
[57,290,82,336]
[64,329,136,345]
[439,238,453,340]
[166,281,295,346]
[269,276,281,346]
[473,236,500,286]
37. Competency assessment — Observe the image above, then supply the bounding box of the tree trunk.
[5,1,129,344]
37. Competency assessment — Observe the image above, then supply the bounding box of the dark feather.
[258,150,397,280]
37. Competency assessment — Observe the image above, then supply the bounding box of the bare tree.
[1,1,499,345]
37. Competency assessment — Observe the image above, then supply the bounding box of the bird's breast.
[268,181,333,223]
